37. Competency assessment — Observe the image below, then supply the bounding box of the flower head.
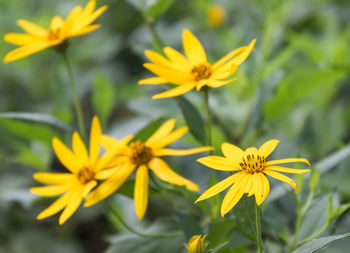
[207,5,225,27]
[84,119,213,220]
[187,235,206,253]
[30,116,127,224]
[138,29,256,99]
[3,0,107,63]
[195,139,311,217]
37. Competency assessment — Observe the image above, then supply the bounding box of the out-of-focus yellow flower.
[138,29,256,99]
[187,235,206,253]
[30,116,128,224]
[195,139,311,216]
[207,5,225,27]
[3,0,107,63]
[85,119,213,220]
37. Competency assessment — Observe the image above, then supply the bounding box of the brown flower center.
[129,140,153,165]
[77,167,95,184]
[191,63,212,81]
[239,154,265,174]
[47,28,61,41]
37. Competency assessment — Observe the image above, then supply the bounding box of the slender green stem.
[62,52,86,141]
[203,88,213,153]
[255,203,263,253]
[108,200,183,238]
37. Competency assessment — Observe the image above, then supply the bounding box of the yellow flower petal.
[83,180,97,197]
[134,165,149,221]
[52,137,82,173]
[83,0,96,17]
[254,173,263,205]
[138,77,168,85]
[197,156,241,171]
[212,46,247,70]
[30,185,69,196]
[146,119,175,146]
[221,180,244,216]
[17,19,47,37]
[71,24,100,37]
[95,167,117,180]
[4,33,42,46]
[195,172,242,203]
[72,132,88,162]
[33,172,75,185]
[89,116,102,166]
[78,5,108,29]
[145,50,177,69]
[183,29,207,65]
[149,158,199,192]
[3,42,50,63]
[241,173,253,194]
[245,147,258,156]
[265,158,310,167]
[258,139,280,158]
[197,77,237,90]
[265,165,311,174]
[59,189,83,225]
[37,191,73,220]
[264,169,298,193]
[154,147,212,156]
[260,173,270,204]
[143,63,191,85]
[163,47,191,71]
[221,143,245,162]
[152,82,196,99]
[84,163,135,207]
[151,126,188,150]
[50,16,64,31]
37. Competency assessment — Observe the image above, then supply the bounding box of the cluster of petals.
[3,0,107,63]
[195,139,311,217]
[139,29,256,99]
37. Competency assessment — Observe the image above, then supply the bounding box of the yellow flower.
[84,119,213,220]
[30,116,128,224]
[187,235,206,253]
[195,139,310,217]
[3,0,107,63]
[207,5,225,27]
[138,29,256,99]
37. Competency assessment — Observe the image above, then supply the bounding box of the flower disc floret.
[191,63,212,81]
[129,140,153,165]
[240,154,266,174]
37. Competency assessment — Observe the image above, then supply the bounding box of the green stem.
[108,200,183,238]
[255,203,263,253]
[62,52,86,141]
[203,88,213,153]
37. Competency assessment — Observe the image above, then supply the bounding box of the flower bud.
[187,235,206,253]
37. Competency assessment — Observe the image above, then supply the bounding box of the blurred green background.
[1,0,350,252]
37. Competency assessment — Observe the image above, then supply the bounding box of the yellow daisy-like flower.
[187,235,206,253]
[84,119,213,220]
[3,0,107,63]
[195,139,311,217]
[207,5,225,27]
[138,29,256,99]
[30,116,128,224]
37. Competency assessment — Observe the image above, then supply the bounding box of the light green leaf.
[146,0,174,20]
[292,233,350,253]
[92,71,116,126]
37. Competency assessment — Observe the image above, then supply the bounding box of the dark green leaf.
[146,0,174,20]
[132,117,166,142]
[176,210,202,241]
[174,96,206,145]
[292,233,350,253]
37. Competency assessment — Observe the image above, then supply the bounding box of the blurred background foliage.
[1,0,350,252]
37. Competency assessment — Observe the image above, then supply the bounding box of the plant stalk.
[255,203,263,253]
[203,88,213,153]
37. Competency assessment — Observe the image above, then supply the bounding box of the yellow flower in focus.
[195,139,311,217]
[30,116,128,224]
[138,29,256,99]
[187,235,206,253]
[85,119,213,220]
[207,5,225,27]
[3,0,107,63]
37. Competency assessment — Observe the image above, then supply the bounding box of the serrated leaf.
[233,196,257,244]
[0,112,70,131]
[292,233,350,253]
[92,71,115,126]
[174,96,206,145]
[132,117,166,142]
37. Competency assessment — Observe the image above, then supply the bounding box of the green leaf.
[233,196,257,244]
[176,210,202,241]
[206,219,235,249]
[0,112,70,131]
[309,169,320,193]
[207,242,229,253]
[92,71,116,126]
[208,174,221,219]
[292,233,350,253]
[174,96,206,145]
[146,0,174,20]
[132,117,166,142]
